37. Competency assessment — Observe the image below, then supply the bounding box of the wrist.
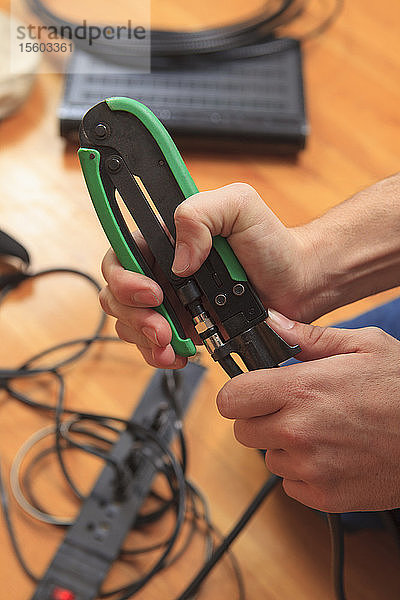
[290,222,344,322]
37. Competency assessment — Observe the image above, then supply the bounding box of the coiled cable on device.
[25,0,295,56]
[25,0,343,64]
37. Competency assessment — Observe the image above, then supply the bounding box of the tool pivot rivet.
[215,294,227,306]
[106,156,122,173]
[233,284,245,296]
[95,123,108,139]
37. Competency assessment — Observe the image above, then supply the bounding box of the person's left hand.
[216,309,400,513]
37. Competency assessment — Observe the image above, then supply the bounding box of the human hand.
[217,309,400,513]
[100,183,321,368]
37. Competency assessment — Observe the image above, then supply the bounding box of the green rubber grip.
[105,97,248,283]
[78,148,196,357]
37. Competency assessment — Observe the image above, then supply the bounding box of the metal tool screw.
[158,159,165,166]
[215,294,227,306]
[89,153,95,160]
[95,123,108,138]
[106,156,122,173]
[233,284,245,296]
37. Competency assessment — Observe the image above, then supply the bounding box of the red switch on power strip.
[51,588,76,600]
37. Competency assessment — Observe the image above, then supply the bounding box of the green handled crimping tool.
[78,97,300,377]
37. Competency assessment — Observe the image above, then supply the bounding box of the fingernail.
[133,291,160,306]
[172,242,191,275]
[267,308,296,330]
[142,327,162,347]
[152,344,175,364]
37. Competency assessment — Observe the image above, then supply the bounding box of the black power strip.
[30,364,205,600]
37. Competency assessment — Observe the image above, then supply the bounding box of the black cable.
[25,0,298,59]
[297,0,344,41]
[163,370,188,475]
[99,427,187,598]
[21,424,118,514]
[327,513,346,600]
[53,370,85,500]
[0,268,107,377]
[175,475,281,600]
[22,446,62,514]
[186,480,245,600]
[0,459,39,583]
[23,0,344,69]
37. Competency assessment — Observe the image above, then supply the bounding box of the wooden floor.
[1,0,400,598]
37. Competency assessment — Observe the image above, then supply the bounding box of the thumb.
[267,308,374,361]
[171,183,283,276]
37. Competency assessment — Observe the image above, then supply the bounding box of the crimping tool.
[78,97,300,377]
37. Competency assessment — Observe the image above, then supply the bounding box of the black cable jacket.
[0,460,39,583]
[66,424,115,447]
[22,446,62,514]
[99,452,186,597]
[0,268,106,376]
[327,513,346,600]
[186,480,246,600]
[25,0,297,57]
[175,475,280,600]
[53,371,85,500]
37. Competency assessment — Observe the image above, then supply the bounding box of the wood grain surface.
[1,1,400,599]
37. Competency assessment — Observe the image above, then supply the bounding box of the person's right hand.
[99,183,324,368]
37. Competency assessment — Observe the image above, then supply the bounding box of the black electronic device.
[60,39,307,153]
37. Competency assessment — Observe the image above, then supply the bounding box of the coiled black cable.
[25,0,297,57]
[24,0,344,67]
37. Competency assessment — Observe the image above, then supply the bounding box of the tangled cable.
[0,267,279,599]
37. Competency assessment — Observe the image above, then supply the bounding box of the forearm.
[296,173,400,320]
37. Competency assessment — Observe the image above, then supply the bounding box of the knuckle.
[233,420,258,448]
[279,416,315,451]
[362,326,389,347]
[303,324,329,348]
[174,201,200,227]
[108,269,139,305]
[279,421,300,446]
[216,387,235,419]
[280,422,306,448]
[283,480,334,512]
[284,373,319,409]
[101,249,113,281]
[310,487,336,513]
[115,320,128,341]
[233,420,247,445]
[264,451,280,474]
[98,288,111,314]
[137,346,157,368]
[228,182,258,204]
[299,460,321,485]
[288,374,313,403]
